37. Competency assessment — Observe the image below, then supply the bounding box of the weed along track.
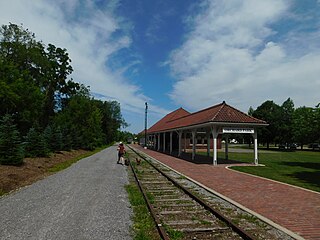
[126,146,295,240]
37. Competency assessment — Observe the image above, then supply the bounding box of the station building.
[142,101,268,165]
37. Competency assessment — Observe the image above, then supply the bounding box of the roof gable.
[147,107,190,133]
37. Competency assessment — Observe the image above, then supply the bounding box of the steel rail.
[128,145,256,240]
[128,155,170,240]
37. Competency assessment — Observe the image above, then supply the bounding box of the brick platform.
[132,145,320,240]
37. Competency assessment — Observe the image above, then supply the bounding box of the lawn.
[218,150,320,192]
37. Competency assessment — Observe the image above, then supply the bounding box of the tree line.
[249,98,320,149]
[0,23,127,165]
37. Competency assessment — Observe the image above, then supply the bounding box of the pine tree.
[51,125,63,152]
[0,114,24,165]
[43,125,53,151]
[24,127,49,157]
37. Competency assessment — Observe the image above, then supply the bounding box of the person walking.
[117,142,126,164]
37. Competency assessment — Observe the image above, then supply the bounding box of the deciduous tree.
[252,100,282,148]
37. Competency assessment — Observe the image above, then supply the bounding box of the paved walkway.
[0,146,132,240]
[133,145,320,240]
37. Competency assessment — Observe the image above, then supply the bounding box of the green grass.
[177,175,187,180]
[125,183,160,240]
[146,192,155,204]
[163,224,184,240]
[48,145,108,173]
[0,189,6,197]
[218,150,320,192]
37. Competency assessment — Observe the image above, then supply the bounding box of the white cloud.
[0,0,169,133]
[169,0,320,111]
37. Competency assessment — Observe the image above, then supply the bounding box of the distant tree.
[252,100,282,148]
[54,87,104,150]
[292,107,315,149]
[248,106,254,116]
[278,98,295,144]
[117,131,134,143]
[93,99,127,144]
[0,114,24,165]
[314,104,320,142]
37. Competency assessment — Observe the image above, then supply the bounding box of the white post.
[212,127,218,165]
[163,132,166,152]
[192,130,196,160]
[206,131,210,157]
[170,131,173,154]
[178,131,182,157]
[253,130,258,165]
[225,136,229,160]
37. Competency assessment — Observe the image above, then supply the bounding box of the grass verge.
[215,150,320,192]
[49,145,110,173]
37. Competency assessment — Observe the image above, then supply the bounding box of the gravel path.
[0,146,132,240]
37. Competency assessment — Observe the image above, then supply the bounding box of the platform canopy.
[145,101,268,165]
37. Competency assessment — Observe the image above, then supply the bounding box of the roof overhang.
[148,121,269,134]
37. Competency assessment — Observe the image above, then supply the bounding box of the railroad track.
[127,146,257,240]
[126,146,295,240]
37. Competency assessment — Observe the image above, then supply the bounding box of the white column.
[163,132,166,152]
[170,131,173,154]
[206,131,210,157]
[212,127,218,165]
[178,131,182,157]
[253,130,258,165]
[192,130,196,160]
[225,136,229,160]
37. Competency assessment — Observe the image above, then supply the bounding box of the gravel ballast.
[0,145,132,240]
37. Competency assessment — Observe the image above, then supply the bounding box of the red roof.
[147,102,267,133]
[147,107,190,133]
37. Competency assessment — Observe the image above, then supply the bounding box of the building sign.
[222,127,254,134]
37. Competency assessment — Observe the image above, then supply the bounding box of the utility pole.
[145,102,148,148]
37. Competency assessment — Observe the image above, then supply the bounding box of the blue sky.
[1,0,320,133]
